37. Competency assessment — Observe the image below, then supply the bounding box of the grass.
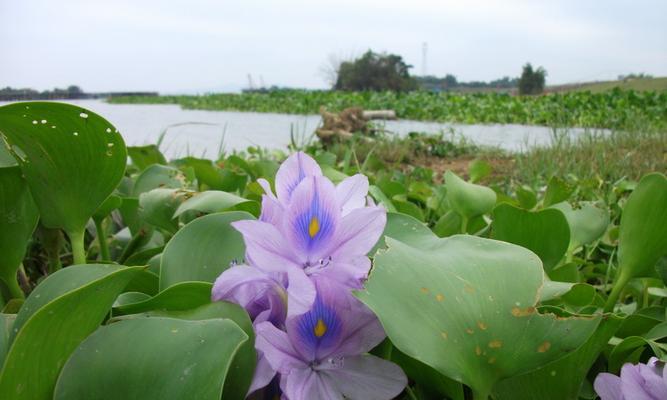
[550,77,667,93]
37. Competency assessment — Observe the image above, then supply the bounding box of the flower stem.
[604,270,630,312]
[68,228,87,265]
[94,218,110,261]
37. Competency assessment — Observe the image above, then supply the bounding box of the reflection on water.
[1,100,606,160]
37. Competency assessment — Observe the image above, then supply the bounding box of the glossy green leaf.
[468,159,491,183]
[138,188,192,233]
[0,166,39,299]
[172,157,226,190]
[515,185,537,210]
[116,302,256,399]
[444,170,496,220]
[368,185,397,212]
[0,102,126,236]
[127,144,167,171]
[0,314,15,367]
[543,176,574,207]
[551,202,609,250]
[492,203,570,272]
[132,164,189,196]
[617,173,667,279]
[113,281,212,315]
[370,212,439,255]
[160,212,253,290]
[0,264,141,400]
[173,190,256,218]
[493,315,623,400]
[53,317,248,400]
[357,236,599,397]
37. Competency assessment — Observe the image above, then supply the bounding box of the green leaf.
[433,210,463,238]
[0,166,39,299]
[551,202,609,250]
[138,188,192,233]
[393,198,425,221]
[0,314,15,367]
[113,282,212,315]
[127,145,167,171]
[53,317,248,400]
[357,236,599,397]
[173,190,256,218]
[0,264,142,400]
[543,176,574,207]
[617,173,667,280]
[172,157,226,190]
[492,203,570,272]
[132,164,189,196]
[468,159,491,183]
[445,170,496,220]
[493,315,623,400]
[515,185,537,210]
[370,212,439,255]
[160,211,253,290]
[116,302,256,399]
[368,185,397,212]
[0,102,126,236]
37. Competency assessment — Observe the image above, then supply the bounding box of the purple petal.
[330,206,386,260]
[259,194,284,226]
[232,220,301,272]
[247,349,276,395]
[322,354,407,400]
[257,178,276,198]
[285,267,317,317]
[620,363,655,400]
[315,257,371,289]
[594,373,623,400]
[638,360,667,400]
[285,277,385,361]
[284,175,339,264]
[211,265,286,324]
[282,367,343,400]
[276,152,322,204]
[336,174,369,216]
[255,321,306,374]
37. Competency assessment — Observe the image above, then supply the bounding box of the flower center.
[313,318,327,337]
[308,216,320,238]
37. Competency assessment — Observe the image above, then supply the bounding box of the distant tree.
[334,50,417,91]
[518,63,547,95]
[67,85,83,95]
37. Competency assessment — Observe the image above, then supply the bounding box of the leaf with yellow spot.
[356,235,600,398]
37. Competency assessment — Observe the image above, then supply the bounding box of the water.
[2,100,604,160]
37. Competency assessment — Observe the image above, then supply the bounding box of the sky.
[1,0,666,94]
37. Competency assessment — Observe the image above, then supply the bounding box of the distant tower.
[421,42,428,76]
[247,74,255,90]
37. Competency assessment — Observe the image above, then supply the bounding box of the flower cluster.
[212,152,407,399]
[594,357,667,400]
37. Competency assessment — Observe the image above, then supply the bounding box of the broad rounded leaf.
[551,202,609,250]
[0,167,38,294]
[357,236,599,397]
[492,203,570,272]
[132,164,188,196]
[0,264,142,400]
[370,212,439,255]
[160,211,254,290]
[0,102,126,234]
[493,315,623,400]
[53,317,248,400]
[445,170,496,219]
[617,173,667,279]
[173,190,256,218]
[138,188,192,233]
[113,281,212,315]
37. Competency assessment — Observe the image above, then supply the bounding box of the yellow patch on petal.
[314,319,327,337]
[308,217,320,238]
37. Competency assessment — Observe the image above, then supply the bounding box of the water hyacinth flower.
[255,277,407,400]
[594,357,667,400]
[213,151,386,318]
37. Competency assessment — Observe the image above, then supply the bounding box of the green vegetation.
[334,50,417,91]
[0,101,666,399]
[110,88,667,130]
[562,77,667,93]
[518,63,547,95]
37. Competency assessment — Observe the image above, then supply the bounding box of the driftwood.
[316,107,396,143]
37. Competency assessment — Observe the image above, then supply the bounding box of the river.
[1,100,605,160]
